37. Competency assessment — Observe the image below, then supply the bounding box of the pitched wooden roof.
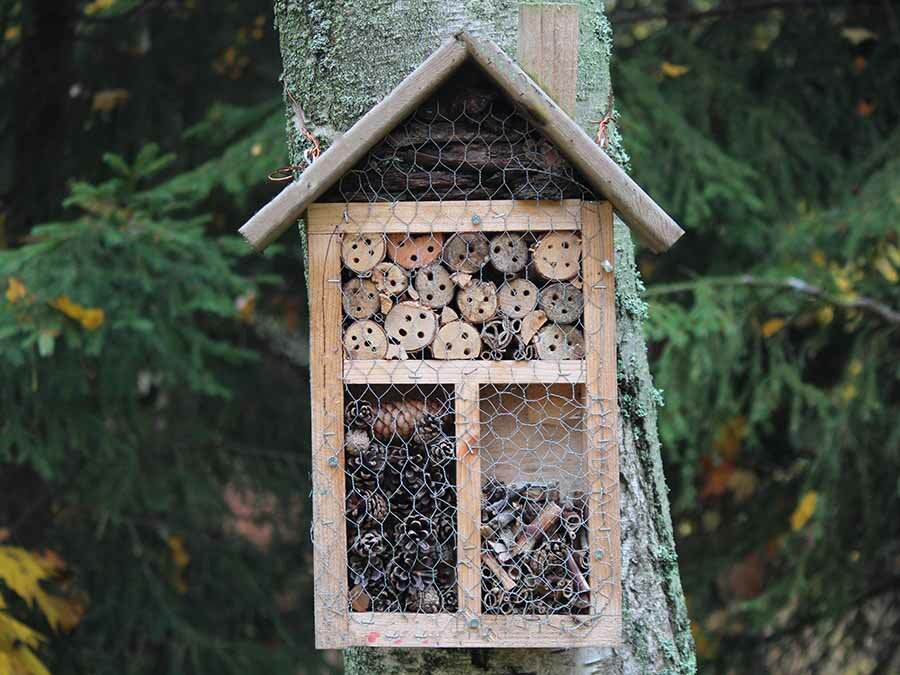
[239,32,684,253]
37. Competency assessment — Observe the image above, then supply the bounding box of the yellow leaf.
[874,256,898,283]
[790,491,818,531]
[713,416,747,461]
[886,245,900,267]
[810,249,826,267]
[84,0,116,15]
[250,143,263,157]
[0,547,84,633]
[91,89,129,112]
[848,359,863,377]
[840,383,858,402]
[817,305,834,325]
[167,536,190,569]
[3,25,20,41]
[49,297,104,331]
[0,611,45,651]
[761,318,785,338]
[5,277,27,304]
[660,61,690,78]
[841,27,878,45]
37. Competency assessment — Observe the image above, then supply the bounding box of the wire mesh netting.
[310,64,617,643]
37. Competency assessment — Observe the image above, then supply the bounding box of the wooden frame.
[308,199,620,648]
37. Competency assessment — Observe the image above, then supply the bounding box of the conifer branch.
[611,0,884,25]
[645,274,900,326]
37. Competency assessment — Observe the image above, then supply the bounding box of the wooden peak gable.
[239,32,684,254]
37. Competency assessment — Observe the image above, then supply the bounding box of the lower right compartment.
[479,383,590,615]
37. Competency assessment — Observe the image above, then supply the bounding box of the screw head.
[594,550,604,560]
[471,214,482,226]
[327,456,339,468]
[467,617,480,629]
[601,259,614,273]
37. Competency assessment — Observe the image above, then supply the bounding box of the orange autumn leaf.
[761,318,785,338]
[856,99,876,117]
[700,457,735,499]
[5,277,27,304]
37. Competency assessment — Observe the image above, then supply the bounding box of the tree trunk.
[271,1,696,672]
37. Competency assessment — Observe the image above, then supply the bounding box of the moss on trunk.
[272,0,696,671]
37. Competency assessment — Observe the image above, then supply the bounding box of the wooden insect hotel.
[240,10,683,649]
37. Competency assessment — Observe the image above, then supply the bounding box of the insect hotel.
[240,17,683,649]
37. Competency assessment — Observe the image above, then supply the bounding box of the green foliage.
[614,5,900,670]
[0,147,322,674]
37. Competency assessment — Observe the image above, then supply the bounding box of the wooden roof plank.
[458,32,684,253]
[239,37,468,251]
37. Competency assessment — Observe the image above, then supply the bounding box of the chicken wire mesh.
[309,65,617,644]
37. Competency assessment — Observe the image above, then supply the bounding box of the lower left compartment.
[343,384,458,613]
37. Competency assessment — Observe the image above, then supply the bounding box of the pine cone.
[371,399,445,442]
[397,514,431,548]
[425,434,455,466]
[352,530,387,559]
[344,428,370,457]
[385,444,408,470]
[387,560,412,593]
[360,440,387,473]
[346,400,375,428]
[407,585,442,613]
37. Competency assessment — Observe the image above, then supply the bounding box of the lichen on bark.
[272,1,696,672]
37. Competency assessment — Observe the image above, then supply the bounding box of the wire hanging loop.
[267,88,321,182]
[591,91,615,151]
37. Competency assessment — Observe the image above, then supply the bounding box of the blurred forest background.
[1,0,898,673]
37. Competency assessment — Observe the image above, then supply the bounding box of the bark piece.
[532,231,581,281]
[414,262,455,308]
[343,320,389,359]
[442,232,490,273]
[483,552,517,591]
[384,301,438,352]
[342,278,379,320]
[456,280,498,324]
[518,309,548,345]
[489,233,528,274]
[512,502,562,555]
[538,282,584,324]
[387,232,444,270]
[431,320,482,360]
[497,278,539,319]
[451,272,473,289]
[371,261,409,295]
[480,316,514,353]
[341,233,386,273]
[378,293,393,315]
[440,306,459,325]
[533,324,585,360]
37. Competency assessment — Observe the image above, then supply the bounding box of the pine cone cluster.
[344,396,457,614]
[480,478,591,615]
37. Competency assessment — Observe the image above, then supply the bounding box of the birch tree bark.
[271,1,696,672]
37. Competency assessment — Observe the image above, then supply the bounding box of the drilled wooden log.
[489,233,529,274]
[342,278,379,320]
[384,301,439,351]
[442,232,490,273]
[414,262,455,308]
[497,278,539,319]
[533,324,585,360]
[371,261,409,295]
[343,320,389,359]
[387,232,443,270]
[456,280,498,324]
[538,282,584,324]
[430,320,482,360]
[341,233,386,274]
[532,231,581,281]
